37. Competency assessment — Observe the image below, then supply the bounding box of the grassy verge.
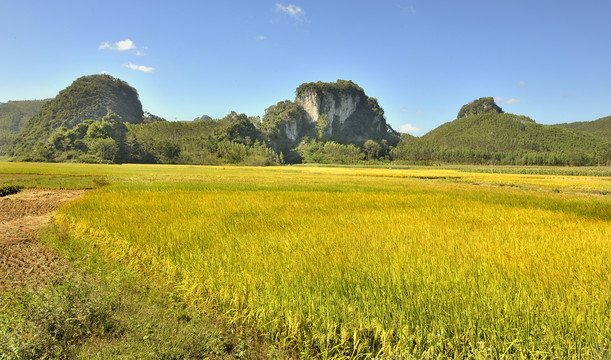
[0,225,279,360]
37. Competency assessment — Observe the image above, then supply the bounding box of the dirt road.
[0,189,87,291]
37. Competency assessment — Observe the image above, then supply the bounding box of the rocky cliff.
[261,80,399,155]
[293,80,398,144]
[296,89,361,138]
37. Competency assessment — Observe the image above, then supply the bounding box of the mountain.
[0,100,48,155]
[260,80,399,154]
[8,74,144,161]
[553,116,611,142]
[294,80,398,143]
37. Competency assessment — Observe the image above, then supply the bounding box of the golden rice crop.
[50,165,611,358]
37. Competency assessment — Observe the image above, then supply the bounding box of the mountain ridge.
[4,75,610,166]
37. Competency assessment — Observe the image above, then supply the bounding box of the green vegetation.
[127,111,280,165]
[33,113,130,163]
[296,138,365,164]
[28,163,606,359]
[0,100,47,154]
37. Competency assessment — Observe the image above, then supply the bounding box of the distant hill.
[553,116,611,142]
[420,112,601,154]
[0,100,48,154]
[392,98,610,166]
[8,74,144,161]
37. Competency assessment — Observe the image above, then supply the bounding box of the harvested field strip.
[0,189,86,291]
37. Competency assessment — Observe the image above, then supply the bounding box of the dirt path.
[0,189,87,291]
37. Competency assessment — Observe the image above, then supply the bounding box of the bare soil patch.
[0,189,87,291]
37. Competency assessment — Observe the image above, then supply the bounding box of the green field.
[2,163,610,359]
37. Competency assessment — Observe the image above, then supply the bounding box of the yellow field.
[3,163,610,358]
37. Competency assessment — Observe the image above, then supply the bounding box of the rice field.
[4,163,610,358]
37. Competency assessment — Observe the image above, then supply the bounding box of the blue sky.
[1,1,610,135]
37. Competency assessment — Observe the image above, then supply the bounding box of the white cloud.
[99,38,138,51]
[254,35,267,41]
[399,123,421,133]
[398,4,416,14]
[125,63,155,73]
[116,39,136,51]
[98,42,113,50]
[495,97,521,104]
[517,80,526,86]
[275,4,305,19]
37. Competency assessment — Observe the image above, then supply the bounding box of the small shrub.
[92,177,110,188]
[0,184,23,197]
[245,155,269,167]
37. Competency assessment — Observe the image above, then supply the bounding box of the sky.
[1,0,610,135]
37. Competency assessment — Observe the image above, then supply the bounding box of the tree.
[363,139,382,160]
[317,115,328,140]
[89,138,118,162]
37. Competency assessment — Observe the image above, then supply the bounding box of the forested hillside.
[0,100,48,154]
[8,75,143,161]
[554,116,611,141]
[126,112,280,165]
[391,109,610,166]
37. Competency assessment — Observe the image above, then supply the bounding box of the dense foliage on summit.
[295,79,367,98]
[4,75,610,166]
[457,97,504,119]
